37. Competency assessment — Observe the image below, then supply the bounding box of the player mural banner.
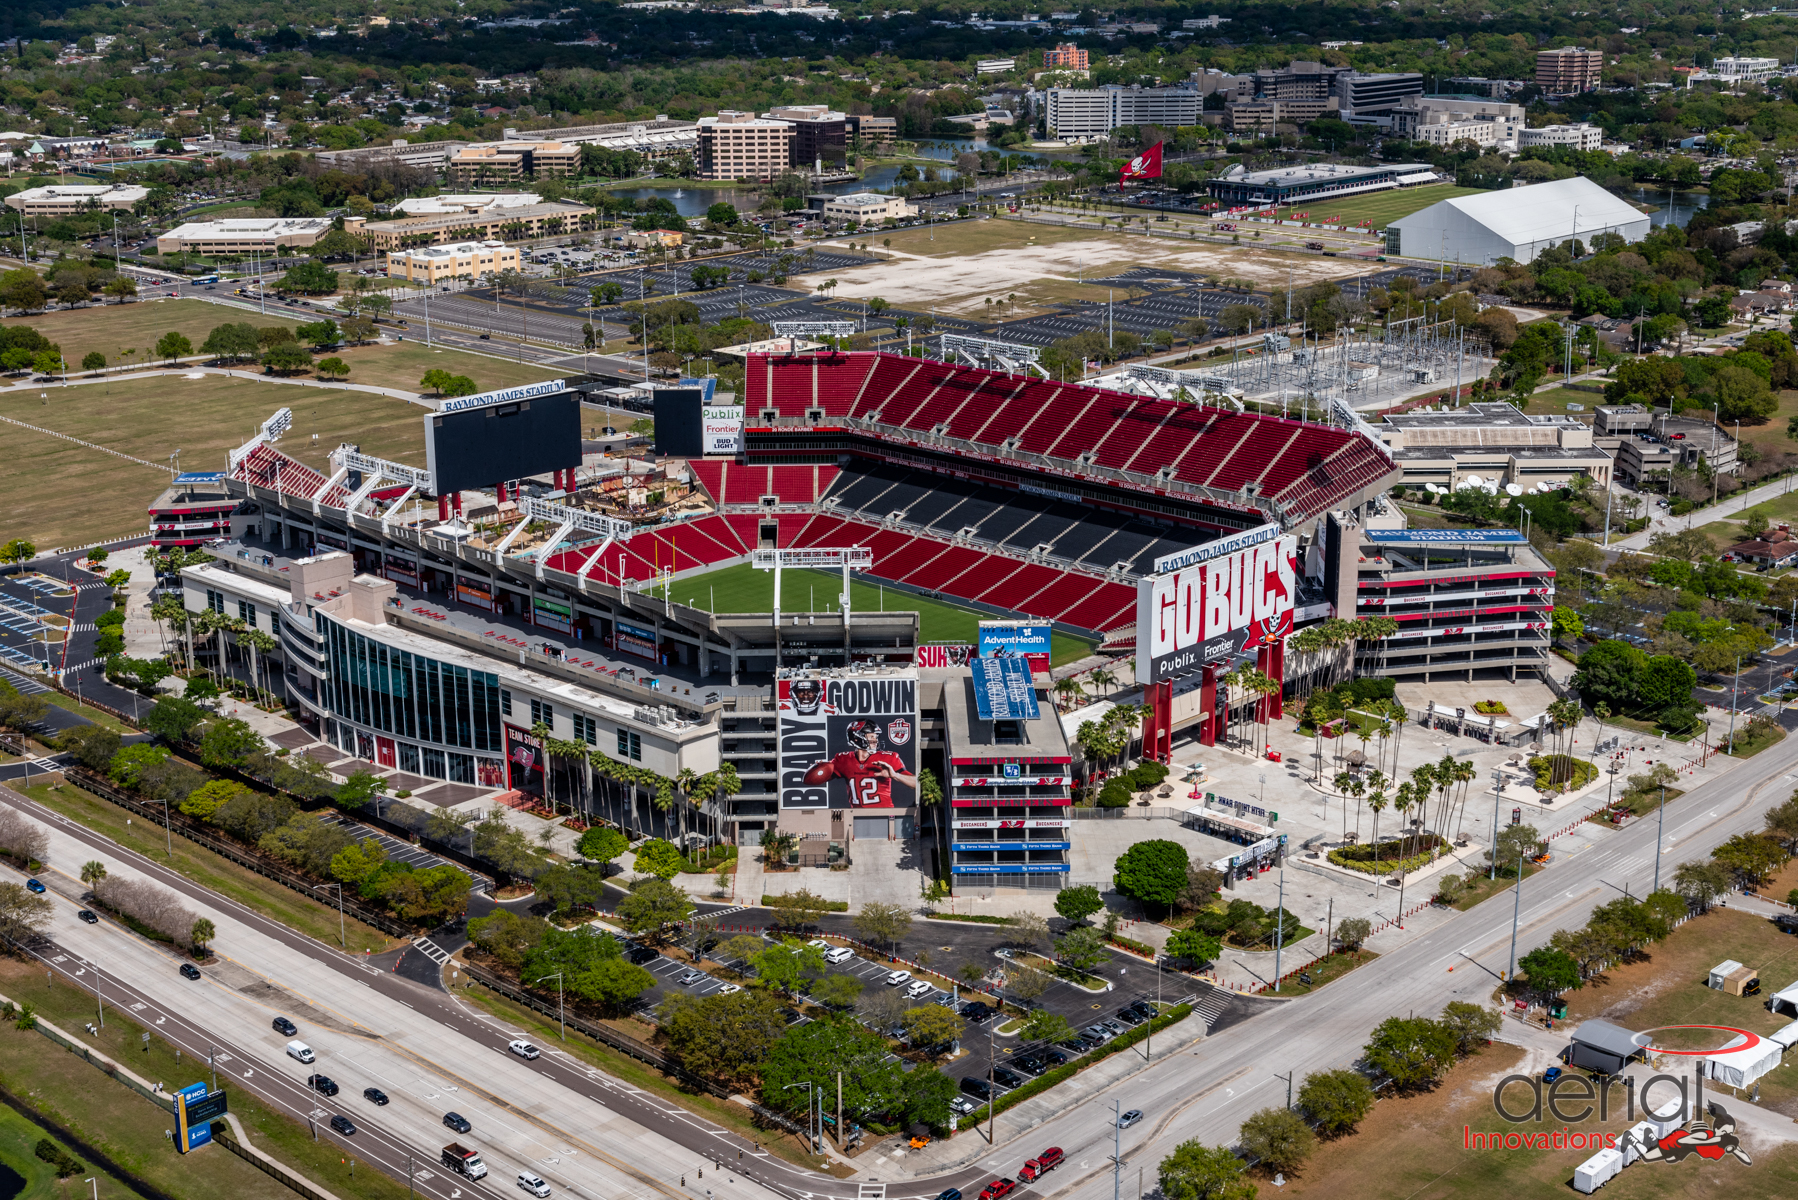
[505,724,546,800]
[1136,533,1298,685]
[778,671,919,810]
[915,642,974,669]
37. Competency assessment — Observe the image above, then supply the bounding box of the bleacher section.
[685,460,839,506]
[232,443,352,509]
[746,351,1394,518]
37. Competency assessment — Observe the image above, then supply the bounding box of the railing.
[1070,806,1185,820]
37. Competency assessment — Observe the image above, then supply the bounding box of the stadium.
[174,348,1549,885]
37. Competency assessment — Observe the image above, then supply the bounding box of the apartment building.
[1044,43,1088,69]
[696,111,796,181]
[1045,84,1201,138]
[3,183,147,215]
[446,140,580,185]
[1518,123,1604,150]
[1390,95,1524,146]
[351,199,595,250]
[384,240,521,284]
[1536,47,1603,93]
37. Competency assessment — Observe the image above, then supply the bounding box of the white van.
[285,1040,315,1064]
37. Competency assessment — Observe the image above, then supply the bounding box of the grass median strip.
[13,781,395,956]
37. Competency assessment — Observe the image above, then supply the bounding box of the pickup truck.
[1305,241,1326,251]
[1017,1148,1065,1182]
[442,1143,488,1180]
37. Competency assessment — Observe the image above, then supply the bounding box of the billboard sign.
[175,1083,222,1152]
[778,671,918,810]
[916,642,974,669]
[425,386,581,495]
[615,619,658,662]
[437,378,568,415]
[1152,522,1283,575]
[970,657,1040,721]
[505,725,545,800]
[702,406,744,455]
[1136,533,1298,685]
[976,621,1051,673]
[533,598,572,633]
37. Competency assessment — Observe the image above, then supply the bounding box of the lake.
[1628,187,1710,229]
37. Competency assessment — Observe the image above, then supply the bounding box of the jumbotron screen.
[424,380,581,495]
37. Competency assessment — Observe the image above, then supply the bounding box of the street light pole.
[1489,769,1505,880]
[536,973,565,1041]
[1654,784,1666,892]
[1506,852,1524,983]
[313,883,344,948]
[1273,868,1286,991]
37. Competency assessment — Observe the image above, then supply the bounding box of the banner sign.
[505,724,545,800]
[1415,620,1548,637]
[953,819,1070,829]
[438,378,567,414]
[1360,586,1551,607]
[977,621,1051,673]
[778,671,918,810]
[383,554,419,587]
[1136,533,1298,685]
[1365,529,1528,544]
[971,656,1040,721]
[1120,141,1164,182]
[455,581,496,611]
[615,620,658,661]
[951,862,1070,874]
[954,775,1071,788]
[1152,522,1282,575]
[915,642,974,669]
[952,841,1072,852]
[533,598,573,634]
[702,405,744,455]
[175,1083,222,1153]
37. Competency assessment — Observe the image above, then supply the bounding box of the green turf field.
[647,562,1096,666]
[1272,183,1487,229]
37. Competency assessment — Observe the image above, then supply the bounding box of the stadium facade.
[168,350,1564,890]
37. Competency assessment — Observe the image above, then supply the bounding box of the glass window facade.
[321,616,502,753]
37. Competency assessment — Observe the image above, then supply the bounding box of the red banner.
[1120,142,1163,182]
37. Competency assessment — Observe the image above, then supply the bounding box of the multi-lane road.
[4,726,1793,1200]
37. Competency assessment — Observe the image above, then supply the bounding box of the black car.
[444,1112,472,1134]
[1114,1008,1146,1027]
[959,1077,994,1100]
[329,1115,356,1135]
[1039,1049,1070,1067]
[179,964,202,980]
[77,910,98,924]
[990,1067,1026,1090]
[1057,1038,1089,1055]
[1011,1057,1045,1077]
[363,1087,389,1105]
[958,1001,993,1022]
[1127,1000,1157,1021]
[272,1017,298,1036]
[307,1075,339,1096]
[625,945,657,965]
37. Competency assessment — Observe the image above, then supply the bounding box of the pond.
[1628,187,1710,229]
[0,1160,24,1200]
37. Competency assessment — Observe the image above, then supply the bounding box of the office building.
[156,216,332,255]
[1376,403,1613,491]
[384,240,521,284]
[1614,415,1737,487]
[766,105,848,172]
[1044,43,1089,70]
[815,192,915,223]
[847,114,898,147]
[352,198,593,250]
[1518,123,1604,150]
[1384,176,1651,264]
[1711,56,1781,82]
[1390,96,1524,145]
[502,118,696,148]
[312,138,468,171]
[1045,85,1201,139]
[696,111,796,181]
[447,141,580,184]
[1337,71,1426,119]
[3,183,148,215]
[1223,98,1340,132]
[1536,47,1603,94]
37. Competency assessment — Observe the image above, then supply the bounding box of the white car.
[717,983,743,995]
[823,947,854,965]
[904,980,933,999]
[807,939,831,952]
[517,1173,552,1197]
[884,969,912,986]
[508,1040,541,1060]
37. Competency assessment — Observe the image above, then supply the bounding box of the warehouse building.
[1383,176,1651,264]
[1377,403,1613,491]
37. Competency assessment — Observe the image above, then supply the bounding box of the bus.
[191,274,220,285]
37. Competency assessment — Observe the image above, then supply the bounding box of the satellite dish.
[1506,483,1524,497]
[1465,474,1483,487]
[1425,482,1440,494]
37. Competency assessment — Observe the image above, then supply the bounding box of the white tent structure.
[1385,176,1653,265]
[1768,978,1798,1018]
[1702,1031,1783,1088]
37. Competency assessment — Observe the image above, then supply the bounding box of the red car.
[1018,1149,1064,1182]
[979,1180,1016,1200]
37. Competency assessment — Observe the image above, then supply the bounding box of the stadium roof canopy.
[1386,176,1651,265]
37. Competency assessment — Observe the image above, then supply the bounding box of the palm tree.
[675,767,698,848]
[1053,677,1085,712]
[1333,769,1356,839]
[241,627,279,706]
[1366,784,1390,854]
[1452,758,1478,840]
[1434,753,1457,840]
[1088,667,1116,699]
[1409,762,1437,833]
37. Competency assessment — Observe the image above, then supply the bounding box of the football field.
[1272,183,1487,228]
[646,562,1097,666]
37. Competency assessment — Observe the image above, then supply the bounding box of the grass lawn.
[1260,948,1378,997]
[1270,184,1490,230]
[15,781,398,956]
[0,374,426,548]
[1520,384,1607,417]
[0,1100,138,1200]
[1727,721,1786,757]
[1275,1038,1798,1197]
[321,339,561,396]
[2,299,298,371]
[1449,861,1543,911]
[1558,907,1798,1117]
[0,959,412,1200]
[455,975,854,1176]
[646,562,1096,665]
[1588,786,1682,828]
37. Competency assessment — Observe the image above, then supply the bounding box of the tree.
[615,877,693,941]
[1054,925,1108,973]
[0,539,35,571]
[278,261,339,295]
[812,972,865,1008]
[1297,1068,1375,1135]
[900,1004,965,1052]
[1765,796,1798,854]
[763,1017,906,1119]
[335,769,389,811]
[145,697,205,743]
[442,374,479,397]
[261,343,313,374]
[853,901,913,956]
[1571,640,1646,710]
[104,276,137,303]
[1158,1140,1254,1200]
[1019,1008,1073,1043]
[1054,884,1104,925]
[1438,1001,1502,1055]
[1517,946,1581,993]
[903,1065,959,1128]
[1007,910,1049,952]
[315,356,350,380]
[467,909,548,970]
[329,837,389,886]
[179,779,245,819]
[658,990,787,1085]
[296,319,339,350]
[1115,839,1190,910]
[1237,1108,1315,1174]
[79,860,107,886]
[1179,865,1224,913]
[706,202,740,226]
[1713,363,1777,421]
[1711,833,1787,888]
[1362,1015,1457,1089]
[81,351,106,373]
[0,883,54,944]
[765,888,833,929]
[190,917,217,955]
[1335,916,1372,951]
[198,717,263,769]
[751,939,826,995]
[577,826,629,862]
[1154,908,1222,959]
[154,331,192,363]
[200,322,259,362]
[632,838,683,880]
[1216,304,1261,335]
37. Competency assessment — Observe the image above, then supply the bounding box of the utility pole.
[1273,868,1286,990]
[1506,852,1524,983]
[1489,769,1505,880]
[537,973,565,1041]
[313,883,344,948]
[1112,1100,1124,1200]
[1654,784,1666,893]
[1273,1070,1293,1110]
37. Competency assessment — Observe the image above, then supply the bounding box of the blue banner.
[951,862,1070,874]
[951,842,1071,852]
[971,657,1040,720]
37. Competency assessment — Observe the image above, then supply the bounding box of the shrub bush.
[1097,780,1132,808]
[1328,836,1445,876]
[34,1139,83,1178]
[1528,755,1596,792]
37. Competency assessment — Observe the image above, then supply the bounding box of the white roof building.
[4,183,149,214]
[156,217,333,254]
[1384,176,1651,265]
[392,192,545,215]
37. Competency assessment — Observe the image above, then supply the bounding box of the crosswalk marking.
[412,938,452,964]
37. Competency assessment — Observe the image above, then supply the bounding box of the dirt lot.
[1274,1041,1798,1198]
[801,221,1367,317]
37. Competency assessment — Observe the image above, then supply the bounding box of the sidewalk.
[1608,471,1798,552]
[3,360,439,409]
